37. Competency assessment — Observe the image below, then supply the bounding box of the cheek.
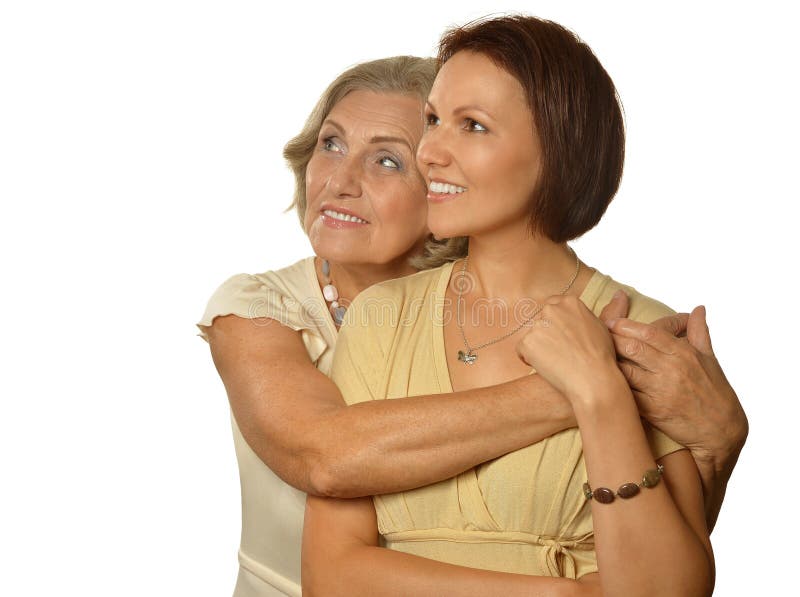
[372,181,428,235]
[493,147,540,204]
[303,161,326,230]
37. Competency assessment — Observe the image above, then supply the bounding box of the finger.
[611,334,662,372]
[599,289,630,325]
[616,358,655,392]
[650,313,689,338]
[607,318,679,355]
[687,305,714,356]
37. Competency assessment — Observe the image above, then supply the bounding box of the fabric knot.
[537,532,594,579]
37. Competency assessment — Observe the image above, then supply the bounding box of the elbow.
[736,409,749,451]
[307,459,342,498]
[307,453,361,498]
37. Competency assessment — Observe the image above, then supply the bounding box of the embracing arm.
[204,314,574,498]
[604,301,748,531]
[519,296,714,597]
[302,495,602,597]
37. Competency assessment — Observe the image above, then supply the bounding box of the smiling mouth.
[322,209,369,224]
[429,181,466,194]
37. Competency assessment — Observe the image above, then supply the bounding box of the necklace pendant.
[457,350,477,365]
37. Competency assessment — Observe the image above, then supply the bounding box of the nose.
[328,155,362,199]
[416,126,451,170]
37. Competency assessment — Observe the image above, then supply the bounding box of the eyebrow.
[322,119,413,151]
[425,100,496,121]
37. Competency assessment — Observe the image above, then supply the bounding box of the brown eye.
[465,119,487,132]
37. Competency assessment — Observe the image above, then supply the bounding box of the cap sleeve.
[195,273,328,364]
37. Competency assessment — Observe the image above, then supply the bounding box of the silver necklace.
[455,247,581,365]
[321,259,347,326]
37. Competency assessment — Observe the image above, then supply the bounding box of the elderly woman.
[198,52,746,596]
[302,16,737,596]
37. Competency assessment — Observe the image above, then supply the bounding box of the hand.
[606,305,748,473]
[599,289,690,339]
[516,295,623,404]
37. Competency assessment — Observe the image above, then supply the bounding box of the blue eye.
[322,137,343,152]
[466,119,487,132]
[378,155,401,169]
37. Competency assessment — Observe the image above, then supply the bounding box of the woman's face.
[416,51,542,240]
[304,90,429,266]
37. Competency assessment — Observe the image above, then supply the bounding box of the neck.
[464,227,587,302]
[317,257,417,304]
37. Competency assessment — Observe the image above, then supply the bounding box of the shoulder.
[585,268,676,324]
[196,257,328,351]
[203,257,315,306]
[343,264,451,329]
[356,264,449,302]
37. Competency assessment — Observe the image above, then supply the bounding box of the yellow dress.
[197,257,337,597]
[331,262,684,579]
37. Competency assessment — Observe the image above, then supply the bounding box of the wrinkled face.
[304,90,429,266]
[416,51,542,239]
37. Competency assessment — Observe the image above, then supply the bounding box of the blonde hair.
[283,56,437,228]
[408,236,468,270]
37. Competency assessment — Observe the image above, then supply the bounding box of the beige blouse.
[196,257,337,597]
[331,262,684,579]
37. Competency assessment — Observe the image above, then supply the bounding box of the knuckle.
[625,339,643,357]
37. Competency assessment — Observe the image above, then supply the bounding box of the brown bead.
[583,483,593,500]
[617,483,641,499]
[593,487,615,504]
[642,468,662,488]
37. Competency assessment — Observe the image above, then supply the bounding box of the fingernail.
[606,318,618,328]
[613,290,624,300]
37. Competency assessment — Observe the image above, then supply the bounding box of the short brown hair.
[417,15,625,268]
[283,56,437,227]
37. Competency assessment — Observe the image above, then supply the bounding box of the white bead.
[330,300,339,309]
[322,284,338,302]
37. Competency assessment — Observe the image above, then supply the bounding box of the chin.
[426,208,475,240]
[428,221,469,241]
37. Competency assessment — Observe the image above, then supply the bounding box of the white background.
[1,1,796,595]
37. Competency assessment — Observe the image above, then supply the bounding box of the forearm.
[573,371,713,597]
[305,543,594,597]
[309,374,575,497]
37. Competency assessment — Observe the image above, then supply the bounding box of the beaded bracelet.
[583,464,665,504]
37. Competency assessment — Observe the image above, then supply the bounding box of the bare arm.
[518,296,714,597]
[204,314,574,498]
[603,302,748,531]
[302,495,602,597]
